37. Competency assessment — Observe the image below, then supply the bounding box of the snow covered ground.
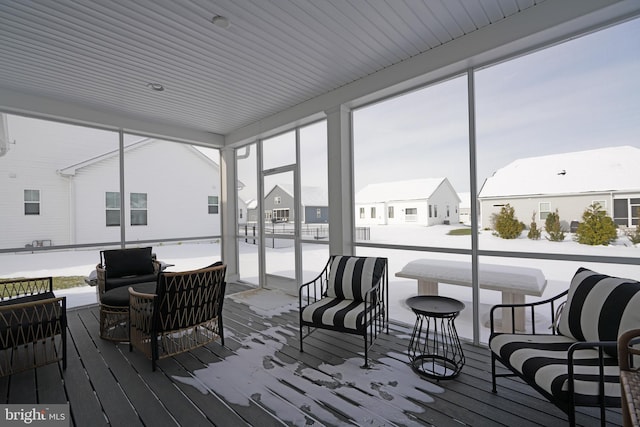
[0,224,637,342]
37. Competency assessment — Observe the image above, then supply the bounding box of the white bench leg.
[502,292,525,332]
[418,279,439,295]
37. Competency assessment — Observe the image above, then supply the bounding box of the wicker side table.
[100,282,157,342]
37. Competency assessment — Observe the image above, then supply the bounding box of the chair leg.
[218,316,225,346]
[362,333,369,369]
[491,353,498,393]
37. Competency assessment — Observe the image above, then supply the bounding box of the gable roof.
[266,184,328,207]
[478,146,640,198]
[355,178,460,204]
[57,138,219,176]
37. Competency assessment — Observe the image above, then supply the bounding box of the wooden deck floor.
[0,283,623,426]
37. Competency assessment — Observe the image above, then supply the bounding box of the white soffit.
[0,0,638,144]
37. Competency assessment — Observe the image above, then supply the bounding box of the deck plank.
[0,286,625,427]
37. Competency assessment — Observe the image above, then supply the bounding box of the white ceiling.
[0,1,638,144]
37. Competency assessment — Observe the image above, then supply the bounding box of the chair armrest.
[299,258,331,307]
[0,277,54,300]
[129,288,156,335]
[490,289,568,335]
[96,264,107,299]
[619,329,640,371]
[567,340,618,403]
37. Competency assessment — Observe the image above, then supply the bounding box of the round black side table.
[406,295,465,380]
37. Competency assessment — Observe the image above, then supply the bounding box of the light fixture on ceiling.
[211,15,230,29]
[146,82,165,92]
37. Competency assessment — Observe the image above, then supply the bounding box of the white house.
[478,146,640,229]
[0,134,221,248]
[355,178,461,226]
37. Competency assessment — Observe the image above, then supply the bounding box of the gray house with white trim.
[478,146,640,230]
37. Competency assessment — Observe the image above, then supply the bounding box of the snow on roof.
[458,192,471,209]
[273,184,328,206]
[355,178,457,203]
[479,146,640,198]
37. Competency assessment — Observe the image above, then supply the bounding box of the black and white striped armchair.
[299,255,388,368]
[490,267,640,426]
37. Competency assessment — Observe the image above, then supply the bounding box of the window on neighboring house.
[539,202,551,220]
[428,205,433,218]
[405,207,417,222]
[632,199,640,226]
[24,189,40,215]
[359,207,365,219]
[131,193,148,226]
[434,205,438,217]
[274,196,281,205]
[316,208,322,218]
[371,207,376,218]
[105,191,120,226]
[239,209,243,219]
[446,205,450,217]
[388,206,394,219]
[208,196,219,214]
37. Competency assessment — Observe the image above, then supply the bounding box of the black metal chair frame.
[298,256,389,368]
[490,290,620,426]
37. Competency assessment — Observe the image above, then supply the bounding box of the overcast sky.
[352,17,640,194]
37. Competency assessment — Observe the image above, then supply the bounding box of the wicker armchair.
[96,247,161,301]
[0,277,66,376]
[129,263,226,371]
[619,329,640,427]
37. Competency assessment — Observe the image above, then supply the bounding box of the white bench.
[395,259,547,332]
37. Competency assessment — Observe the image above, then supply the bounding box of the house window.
[208,196,219,214]
[316,208,322,218]
[428,205,433,218]
[274,196,281,205]
[130,193,148,226]
[24,189,40,215]
[632,198,640,226]
[539,202,551,220]
[405,207,417,222]
[446,205,450,217]
[105,191,120,226]
[434,205,438,217]
[360,207,365,219]
[239,209,243,219]
[371,207,376,218]
[388,206,394,219]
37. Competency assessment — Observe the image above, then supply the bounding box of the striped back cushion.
[558,267,640,356]
[326,256,386,302]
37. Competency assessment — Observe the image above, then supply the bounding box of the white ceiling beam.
[0,86,224,146]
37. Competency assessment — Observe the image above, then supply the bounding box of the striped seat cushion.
[326,256,386,302]
[490,333,621,406]
[301,297,372,332]
[558,267,640,356]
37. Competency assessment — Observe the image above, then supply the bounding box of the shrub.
[627,208,640,245]
[545,209,565,242]
[528,211,541,240]
[575,202,618,245]
[493,204,524,239]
